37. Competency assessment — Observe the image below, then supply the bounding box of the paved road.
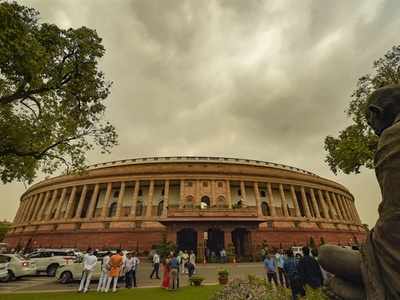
[0,262,265,293]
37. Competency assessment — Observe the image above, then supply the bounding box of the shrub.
[218,269,229,277]
[189,275,205,286]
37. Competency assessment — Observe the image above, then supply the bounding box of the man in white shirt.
[150,251,160,279]
[79,248,98,293]
[97,252,111,292]
[181,250,189,274]
[132,251,140,287]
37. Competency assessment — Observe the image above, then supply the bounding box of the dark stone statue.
[319,85,400,300]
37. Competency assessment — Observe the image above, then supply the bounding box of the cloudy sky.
[1,0,399,228]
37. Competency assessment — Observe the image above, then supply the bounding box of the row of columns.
[13,180,362,225]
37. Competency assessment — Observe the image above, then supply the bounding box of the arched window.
[201,196,210,207]
[185,196,194,208]
[108,202,118,217]
[260,190,266,198]
[157,201,164,216]
[217,196,225,208]
[261,201,270,216]
[136,201,144,216]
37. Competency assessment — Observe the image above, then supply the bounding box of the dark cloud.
[2,0,398,227]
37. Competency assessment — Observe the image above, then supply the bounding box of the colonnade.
[13,179,362,226]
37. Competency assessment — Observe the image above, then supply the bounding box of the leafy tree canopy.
[0,2,117,183]
[324,45,400,174]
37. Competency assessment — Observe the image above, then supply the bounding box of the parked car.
[56,256,102,284]
[0,256,9,282]
[27,249,78,276]
[0,254,36,281]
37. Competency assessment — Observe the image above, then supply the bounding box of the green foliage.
[299,286,329,300]
[0,2,117,183]
[189,275,205,286]
[0,222,10,241]
[218,268,229,276]
[324,45,400,174]
[153,238,176,259]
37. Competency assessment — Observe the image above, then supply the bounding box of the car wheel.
[59,271,72,284]
[47,264,59,277]
[7,270,16,281]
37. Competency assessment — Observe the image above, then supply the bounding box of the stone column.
[86,184,100,219]
[224,229,232,249]
[300,187,312,218]
[279,184,289,217]
[195,180,200,206]
[74,185,88,220]
[30,194,42,222]
[350,200,361,224]
[309,188,321,218]
[290,186,301,217]
[146,180,154,217]
[130,181,140,217]
[36,191,51,221]
[17,198,29,224]
[226,180,232,209]
[46,189,59,220]
[325,191,338,220]
[254,182,262,217]
[14,200,25,224]
[179,180,184,208]
[211,180,217,207]
[339,195,351,221]
[331,193,344,220]
[116,182,126,217]
[162,180,169,217]
[341,197,352,221]
[240,181,247,203]
[23,195,35,223]
[33,192,46,221]
[54,188,67,220]
[100,183,113,218]
[267,183,277,216]
[317,189,330,219]
[64,186,77,220]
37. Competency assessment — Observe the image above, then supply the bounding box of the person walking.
[78,248,97,293]
[181,250,189,274]
[169,253,180,290]
[131,251,140,287]
[263,252,278,286]
[124,252,135,289]
[161,256,171,289]
[105,249,124,293]
[97,252,111,292]
[150,251,161,279]
[275,249,288,287]
[189,250,196,274]
[284,249,305,300]
[297,247,323,290]
[311,248,328,285]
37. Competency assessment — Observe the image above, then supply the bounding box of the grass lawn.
[1,285,221,300]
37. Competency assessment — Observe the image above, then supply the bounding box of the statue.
[319,85,400,300]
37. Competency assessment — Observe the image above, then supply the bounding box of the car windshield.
[15,254,29,260]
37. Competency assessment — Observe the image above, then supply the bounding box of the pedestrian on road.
[105,249,124,293]
[169,252,180,290]
[97,252,111,292]
[275,249,288,287]
[162,256,171,289]
[150,251,161,279]
[264,252,278,286]
[284,249,305,300]
[189,250,196,274]
[124,252,135,289]
[297,247,323,291]
[131,251,140,287]
[78,248,97,293]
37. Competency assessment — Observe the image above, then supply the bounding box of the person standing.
[181,250,189,274]
[297,247,323,290]
[124,252,135,289]
[284,249,305,300]
[105,249,124,293]
[78,248,98,293]
[169,253,180,290]
[189,250,196,274]
[263,252,278,286]
[150,251,160,279]
[275,250,288,287]
[132,251,140,288]
[220,248,227,264]
[161,256,171,289]
[97,252,111,292]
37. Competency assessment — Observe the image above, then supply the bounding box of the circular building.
[6,156,366,257]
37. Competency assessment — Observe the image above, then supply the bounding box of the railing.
[87,156,319,177]
[166,206,258,218]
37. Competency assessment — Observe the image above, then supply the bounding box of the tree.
[324,45,400,174]
[0,2,117,183]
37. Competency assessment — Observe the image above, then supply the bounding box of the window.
[201,196,210,207]
[186,181,193,187]
[217,182,223,188]
[217,196,225,208]
[237,189,242,196]
[108,202,118,217]
[113,190,119,198]
[161,189,165,196]
[136,201,144,216]
[138,189,143,197]
[260,190,266,198]
[202,181,208,187]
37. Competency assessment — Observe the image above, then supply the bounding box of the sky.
[1,0,399,228]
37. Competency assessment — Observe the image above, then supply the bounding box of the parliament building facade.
[6,157,366,258]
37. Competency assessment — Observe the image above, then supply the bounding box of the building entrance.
[232,228,250,257]
[206,228,224,257]
[177,228,197,252]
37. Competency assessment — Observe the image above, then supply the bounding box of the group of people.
[263,246,327,300]
[79,248,140,293]
[149,250,197,291]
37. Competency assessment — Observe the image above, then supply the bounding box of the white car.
[0,254,37,281]
[0,257,8,281]
[56,257,102,283]
[27,249,78,276]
